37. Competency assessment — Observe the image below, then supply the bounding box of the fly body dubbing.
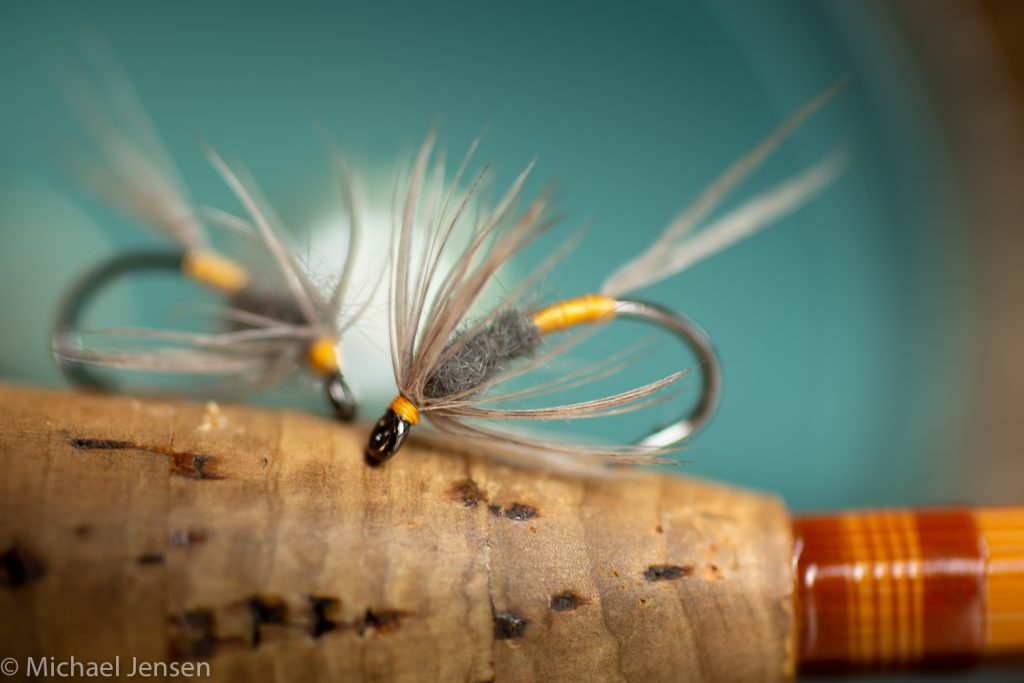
[423,309,540,399]
[228,286,309,329]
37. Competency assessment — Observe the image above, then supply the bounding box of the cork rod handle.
[0,384,794,683]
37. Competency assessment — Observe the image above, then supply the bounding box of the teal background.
[0,0,972,520]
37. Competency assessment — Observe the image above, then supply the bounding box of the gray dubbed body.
[423,309,540,400]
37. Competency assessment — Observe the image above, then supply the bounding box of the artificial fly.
[50,51,367,419]
[367,79,849,467]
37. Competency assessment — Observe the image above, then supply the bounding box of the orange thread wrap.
[389,395,420,425]
[307,338,340,375]
[791,507,1024,672]
[975,507,1024,656]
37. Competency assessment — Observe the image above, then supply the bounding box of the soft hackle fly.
[51,51,367,418]
[367,80,848,467]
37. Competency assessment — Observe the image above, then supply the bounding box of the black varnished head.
[365,409,412,466]
[325,372,357,422]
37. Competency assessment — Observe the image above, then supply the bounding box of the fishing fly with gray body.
[368,77,851,470]
[52,43,367,420]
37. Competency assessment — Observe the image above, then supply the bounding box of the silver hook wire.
[612,299,722,448]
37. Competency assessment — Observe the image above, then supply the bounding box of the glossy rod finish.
[792,506,1024,672]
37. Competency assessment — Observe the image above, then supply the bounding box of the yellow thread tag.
[532,294,617,334]
[182,250,249,294]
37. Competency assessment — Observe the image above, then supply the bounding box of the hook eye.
[612,299,722,448]
[325,372,358,422]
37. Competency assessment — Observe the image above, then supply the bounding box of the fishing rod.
[0,384,1019,681]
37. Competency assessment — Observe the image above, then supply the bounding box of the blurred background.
[2,0,1022,526]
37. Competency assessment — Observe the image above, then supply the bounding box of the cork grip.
[0,384,795,682]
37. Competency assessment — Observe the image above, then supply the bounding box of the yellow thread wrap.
[307,338,340,375]
[532,294,617,334]
[182,250,249,294]
[389,396,420,425]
